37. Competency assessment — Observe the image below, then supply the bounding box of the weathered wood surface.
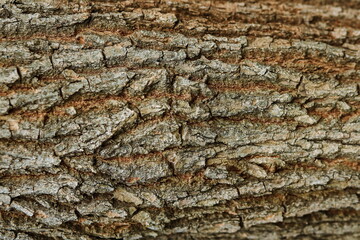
[0,0,360,239]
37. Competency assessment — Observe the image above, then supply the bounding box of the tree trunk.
[0,0,359,239]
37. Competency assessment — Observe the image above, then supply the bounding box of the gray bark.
[0,0,360,239]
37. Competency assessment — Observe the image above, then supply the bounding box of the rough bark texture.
[0,0,360,239]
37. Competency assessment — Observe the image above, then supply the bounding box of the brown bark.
[0,0,359,239]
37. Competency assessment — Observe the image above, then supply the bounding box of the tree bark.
[0,0,360,239]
